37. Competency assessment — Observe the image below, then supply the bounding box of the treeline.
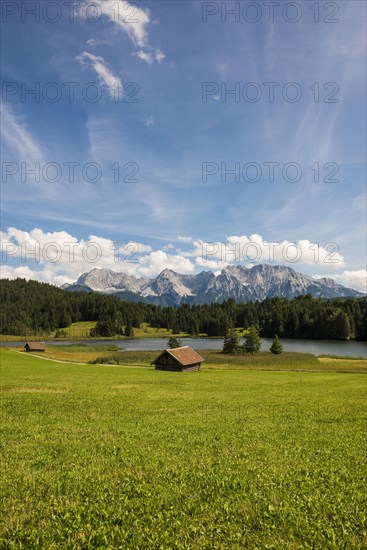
[0,278,366,341]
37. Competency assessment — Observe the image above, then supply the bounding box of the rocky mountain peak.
[72,265,363,305]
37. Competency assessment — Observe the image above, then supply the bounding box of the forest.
[0,278,366,341]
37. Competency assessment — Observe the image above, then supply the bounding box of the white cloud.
[2,228,363,291]
[1,227,133,281]
[188,235,345,268]
[332,270,367,293]
[84,1,165,64]
[177,236,193,243]
[227,235,345,267]
[145,116,155,127]
[195,257,229,270]
[0,104,43,164]
[119,241,153,254]
[76,51,123,99]
[1,227,191,282]
[89,0,151,48]
[155,49,166,63]
[0,265,71,287]
[217,62,229,79]
[139,250,195,276]
[134,50,154,64]
[86,38,110,47]
[133,49,164,64]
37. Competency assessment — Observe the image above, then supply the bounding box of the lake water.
[2,337,366,358]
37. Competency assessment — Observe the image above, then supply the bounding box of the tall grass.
[89,350,366,373]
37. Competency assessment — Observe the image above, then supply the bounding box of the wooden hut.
[24,341,46,352]
[151,346,204,372]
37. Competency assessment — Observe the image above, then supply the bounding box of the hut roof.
[151,346,205,366]
[25,341,46,351]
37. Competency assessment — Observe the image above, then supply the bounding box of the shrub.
[90,353,125,365]
[168,336,181,349]
[222,329,241,354]
[243,325,261,354]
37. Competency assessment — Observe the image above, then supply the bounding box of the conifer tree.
[270,335,283,354]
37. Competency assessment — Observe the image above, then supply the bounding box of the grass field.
[1,348,366,548]
[0,321,191,342]
[22,345,367,374]
[28,344,124,365]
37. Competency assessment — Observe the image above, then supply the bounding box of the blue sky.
[1,0,366,291]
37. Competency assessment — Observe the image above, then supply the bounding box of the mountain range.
[61,264,364,306]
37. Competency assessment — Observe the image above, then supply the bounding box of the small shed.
[151,346,204,372]
[24,341,46,352]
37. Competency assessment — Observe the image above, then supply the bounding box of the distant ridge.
[61,264,364,305]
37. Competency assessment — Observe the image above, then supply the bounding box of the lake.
[2,337,366,358]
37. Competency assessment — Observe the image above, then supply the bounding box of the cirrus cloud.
[83,0,165,64]
[76,51,123,99]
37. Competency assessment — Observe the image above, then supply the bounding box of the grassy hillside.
[1,321,191,342]
[1,348,366,548]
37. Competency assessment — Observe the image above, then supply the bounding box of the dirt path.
[12,350,150,369]
[13,350,86,364]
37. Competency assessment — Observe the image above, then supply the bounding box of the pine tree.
[270,335,283,354]
[171,323,180,335]
[188,319,200,336]
[328,309,351,340]
[334,310,351,340]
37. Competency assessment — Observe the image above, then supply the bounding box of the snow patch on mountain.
[72,265,364,305]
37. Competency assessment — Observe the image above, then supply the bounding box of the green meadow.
[0,321,191,342]
[1,348,366,548]
[10,344,367,374]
